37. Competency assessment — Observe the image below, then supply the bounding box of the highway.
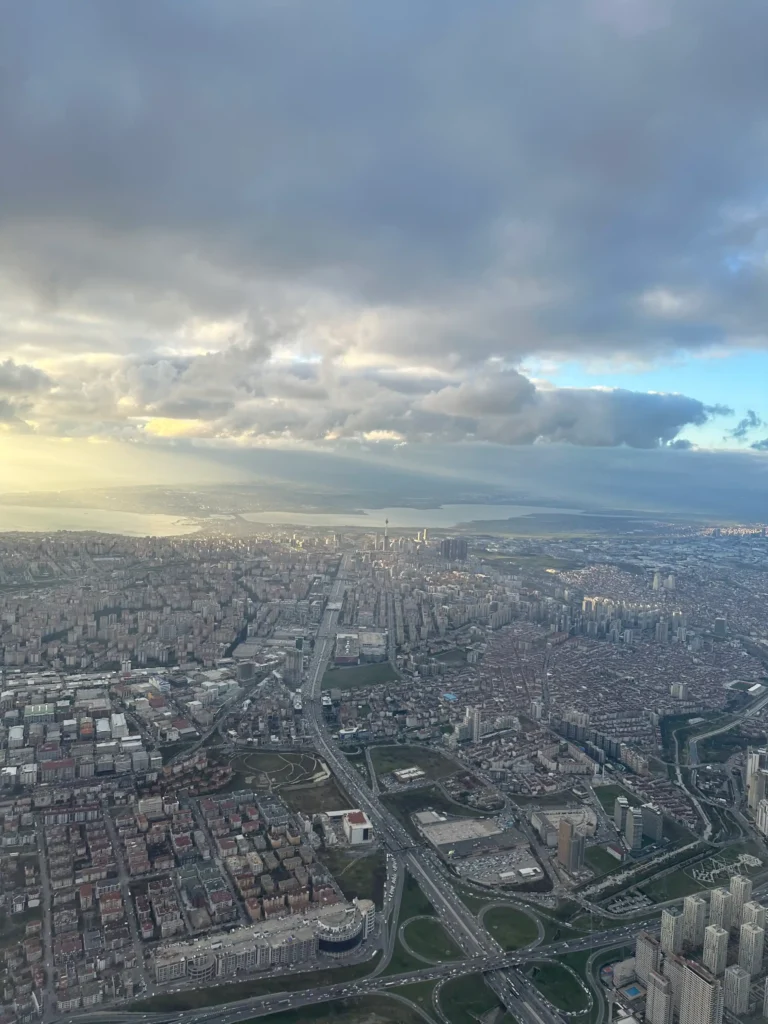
[298,554,569,1024]
[70,923,650,1024]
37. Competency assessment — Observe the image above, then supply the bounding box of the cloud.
[727,408,763,440]
[750,438,768,451]
[0,359,51,394]
[0,1,765,450]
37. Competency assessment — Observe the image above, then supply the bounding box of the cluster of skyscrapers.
[615,794,663,851]
[636,874,764,1021]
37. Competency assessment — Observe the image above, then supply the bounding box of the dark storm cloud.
[0,0,764,447]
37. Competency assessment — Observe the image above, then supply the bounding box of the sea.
[0,501,582,537]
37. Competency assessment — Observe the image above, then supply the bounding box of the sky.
[1,0,768,496]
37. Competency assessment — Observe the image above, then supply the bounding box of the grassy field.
[370,744,457,780]
[453,885,494,914]
[527,962,590,1012]
[585,844,623,876]
[382,872,438,977]
[399,872,436,920]
[402,917,464,962]
[394,980,438,1017]
[230,750,325,787]
[594,783,642,814]
[281,775,351,814]
[439,974,503,1024]
[483,906,539,949]
[639,841,764,902]
[322,662,400,691]
[320,849,387,908]
[699,728,764,763]
[235,995,427,1024]
[129,959,379,1011]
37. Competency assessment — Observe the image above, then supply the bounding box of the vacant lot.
[382,786,491,840]
[230,750,325,788]
[585,845,622,876]
[403,917,464,962]
[281,775,352,815]
[322,662,399,691]
[434,647,467,664]
[483,906,539,949]
[370,744,457,780]
[321,849,386,908]
[509,789,580,808]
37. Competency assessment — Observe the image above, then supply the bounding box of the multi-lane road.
[298,555,566,1024]
[71,923,649,1024]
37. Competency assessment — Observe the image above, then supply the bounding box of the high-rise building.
[739,922,765,976]
[680,962,723,1024]
[440,537,467,561]
[557,817,584,873]
[763,976,768,1019]
[703,925,728,977]
[614,795,629,831]
[635,932,661,985]
[743,901,767,930]
[625,807,643,851]
[723,965,750,1015]
[730,874,753,928]
[758,798,768,837]
[709,889,733,932]
[683,895,707,949]
[747,747,768,812]
[663,954,686,1014]
[646,969,673,1024]
[642,804,664,842]
[661,908,684,955]
[465,706,482,743]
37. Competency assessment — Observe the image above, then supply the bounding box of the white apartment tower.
[683,895,707,949]
[739,921,765,976]
[703,925,728,977]
[680,962,723,1024]
[661,908,684,956]
[709,888,733,932]
[730,874,753,928]
[723,964,750,1016]
[747,747,768,812]
[663,954,686,1015]
[635,932,662,985]
[743,900,767,930]
[646,970,673,1024]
